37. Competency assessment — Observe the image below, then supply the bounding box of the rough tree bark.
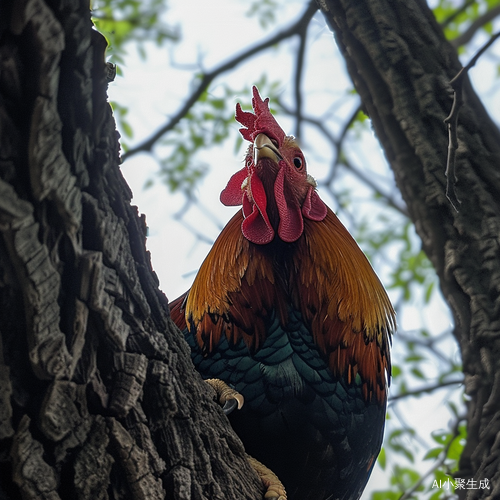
[316,1,500,498]
[0,0,263,498]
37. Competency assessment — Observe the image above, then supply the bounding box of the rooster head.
[220,86,327,244]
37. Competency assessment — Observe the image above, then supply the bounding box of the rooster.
[170,87,395,500]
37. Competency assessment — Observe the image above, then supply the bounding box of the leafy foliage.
[92,0,179,62]
[154,86,234,193]
[246,0,279,28]
[92,0,180,149]
[373,417,466,499]
[433,0,499,44]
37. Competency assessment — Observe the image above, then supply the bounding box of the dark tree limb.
[315,1,500,497]
[444,31,500,211]
[121,1,318,162]
[292,14,309,139]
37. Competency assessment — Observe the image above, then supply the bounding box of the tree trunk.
[316,0,500,498]
[0,0,262,498]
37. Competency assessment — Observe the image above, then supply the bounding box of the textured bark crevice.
[317,0,500,497]
[0,0,263,498]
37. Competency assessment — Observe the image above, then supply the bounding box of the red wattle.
[241,192,274,244]
[274,166,304,243]
[220,167,247,206]
[302,186,327,221]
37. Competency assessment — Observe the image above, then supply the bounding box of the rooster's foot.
[246,454,287,500]
[205,378,244,415]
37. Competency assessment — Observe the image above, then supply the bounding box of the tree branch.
[321,104,361,192]
[389,379,464,403]
[121,1,318,162]
[396,329,457,364]
[339,158,409,216]
[444,30,500,211]
[440,0,475,29]
[278,98,408,215]
[293,18,308,138]
[451,5,500,48]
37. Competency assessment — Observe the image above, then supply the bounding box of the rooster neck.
[252,236,294,271]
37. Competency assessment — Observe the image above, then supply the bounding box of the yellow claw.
[246,454,287,500]
[205,378,244,413]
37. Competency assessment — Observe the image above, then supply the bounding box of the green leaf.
[431,430,452,446]
[423,447,442,460]
[425,280,435,303]
[91,0,179,62]
[121,121,133,138]
[410,367,426,380]
[390,466,421,489]
[210,98,225,110]
[405,354,424,362]
[429,489,444,500]
[246,0,278,29]
[378,447,387,470]
[387,428,416,463]
[371,491,400,500]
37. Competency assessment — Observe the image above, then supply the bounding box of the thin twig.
[396,328,456,363]
[451,5,500,48]
[440,0,475,29]
[390,404,431,450]
[340,158,409,216]
[121,2,318,162]
[389,378,464,403]
[293,19,309,138]
[172,197,217,245]
[322,105,361,185]
[458,30,500,74]
[337,104,361,150]
[444,31,500,211]
[443,84,462,211]
[396,328,453,346]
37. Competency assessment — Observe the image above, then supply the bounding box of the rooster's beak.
[253,134,282,164]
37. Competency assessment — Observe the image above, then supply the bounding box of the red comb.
[235,86,286,145]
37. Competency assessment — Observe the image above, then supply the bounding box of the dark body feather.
[170,209,394,500]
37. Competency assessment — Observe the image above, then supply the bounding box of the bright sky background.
[107,0,500,495]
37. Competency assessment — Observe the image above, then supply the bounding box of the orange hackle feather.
[182,211,288,353]
[178,205,394,404]
[299,211,395,402]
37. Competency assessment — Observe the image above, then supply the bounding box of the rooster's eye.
[293,157,303,169]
